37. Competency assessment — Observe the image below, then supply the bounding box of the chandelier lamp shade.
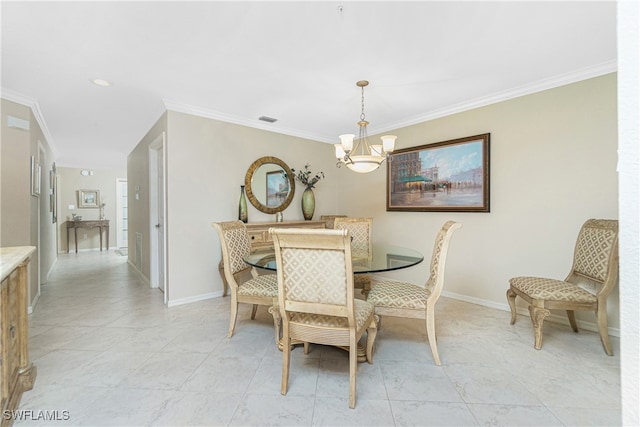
[335,80,396,173]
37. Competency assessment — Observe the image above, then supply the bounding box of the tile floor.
[14,251,621,426]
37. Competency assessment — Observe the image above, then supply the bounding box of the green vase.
[301,187,315,220]
[238,185,248,223]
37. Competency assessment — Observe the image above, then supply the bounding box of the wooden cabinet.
[245,220,326,251]
[217,220,326,296]
[1,247,36,427]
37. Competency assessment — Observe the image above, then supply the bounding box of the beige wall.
[1,98,57,309]
[128,110,340,303]
[56,167,126,253]
[127,74,619,333]
[165,111,339,303]
[127,113,167,280]
[1,100,31,246]
[339,73,619,331]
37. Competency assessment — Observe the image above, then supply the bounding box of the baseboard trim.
[369,274,619,338]
[167,291,222,308]
[45,258,57,282]
[127,259,151,287]
[28,290,40,314]
[442,290,621,338]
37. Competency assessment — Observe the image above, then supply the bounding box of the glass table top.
[243,243,424,274]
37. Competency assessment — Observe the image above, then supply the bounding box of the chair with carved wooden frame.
[507,219,619,355]
[320,214,347,230]
[333,217,373,297]
[366,221,462,366]
[212,220,279,338]
[270,227,377,409]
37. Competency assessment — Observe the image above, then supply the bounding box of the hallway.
[15,250,621,426]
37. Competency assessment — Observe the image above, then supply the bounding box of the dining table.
[243,243,424,274]
[243,243,425,361]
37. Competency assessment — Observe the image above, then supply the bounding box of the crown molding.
[166,61,617,143]
[368,60,618,136]
[1,87,57,154]
[162,98,332,143]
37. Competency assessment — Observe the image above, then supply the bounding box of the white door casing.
[149,132,167,303]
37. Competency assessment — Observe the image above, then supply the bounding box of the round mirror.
[245,156,295,214]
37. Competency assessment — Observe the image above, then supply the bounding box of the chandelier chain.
[360,84,366,122]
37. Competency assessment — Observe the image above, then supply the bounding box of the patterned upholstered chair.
[333,217,373,297]
[212,220,278,338]
[270,227,377,409]
[367,221,462,366]
[320,214,347,230]
[507,219,619,355]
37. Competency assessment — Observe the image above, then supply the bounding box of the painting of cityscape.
[266,170,290,207]
[387,133,490,212]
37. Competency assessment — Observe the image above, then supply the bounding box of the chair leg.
[268,304,282,348]
[596,303,613,356]
[361,282,372,298]
[348,339,357,409]
[281,335,291,395]
[365,316,378,364]
[566,310,579,332]
[425,304,441,366]
[304,342,310,355]
[506,288,518,325]
[528,305,550,350]
[250,304,258,320]
[228,295,239,338]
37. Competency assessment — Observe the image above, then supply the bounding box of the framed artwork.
[78,189,100,208]
[266,170,289,207]
[387,133,490,212]
[31,156,41,197]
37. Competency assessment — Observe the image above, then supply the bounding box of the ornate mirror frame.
[245,156,295,214]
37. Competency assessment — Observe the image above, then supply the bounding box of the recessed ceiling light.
[91,78,111,87]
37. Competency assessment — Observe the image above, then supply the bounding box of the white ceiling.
[1,1,617,170]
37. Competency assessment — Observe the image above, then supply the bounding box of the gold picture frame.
[387,133,490,212]
[78,189,100,208]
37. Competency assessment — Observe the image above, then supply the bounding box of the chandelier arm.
[335,80,396,172]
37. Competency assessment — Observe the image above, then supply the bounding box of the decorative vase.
[301,187,315,220]
[238,185,248,223]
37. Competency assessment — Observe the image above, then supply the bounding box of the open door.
[116,178,128,249]
[149,132,167,304]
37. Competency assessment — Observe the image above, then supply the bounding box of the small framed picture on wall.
[78,189,100,208]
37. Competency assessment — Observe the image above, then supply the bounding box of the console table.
[66,219,110,253]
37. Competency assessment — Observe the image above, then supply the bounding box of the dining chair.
[366,221,462,366]
[270,227,377,409]
[320,214,347,230]
[212,220,279,338]
[507,219,619,355]
[333,217,373,297]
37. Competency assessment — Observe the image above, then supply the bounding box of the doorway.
[149,132,167,304]
[116,178,128,249]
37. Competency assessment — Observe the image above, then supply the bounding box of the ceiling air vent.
[258,116,278,123]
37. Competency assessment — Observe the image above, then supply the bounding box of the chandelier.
[335,80,396,173]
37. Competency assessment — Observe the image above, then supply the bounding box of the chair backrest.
[424,221,462,300]
[333,217,373,260]
[320,215,347,230]
[270,228,355,323]
[568,219,619,297]
[212,220,252,281]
